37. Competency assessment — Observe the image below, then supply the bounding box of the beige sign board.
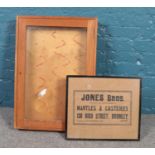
[66,76,141,140]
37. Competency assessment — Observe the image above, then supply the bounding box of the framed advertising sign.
[66,76,141,140]
[14,16,98,131]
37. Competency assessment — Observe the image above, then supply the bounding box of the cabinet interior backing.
[25,26,87,122]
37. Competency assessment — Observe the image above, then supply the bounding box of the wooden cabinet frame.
[14,16,98,131]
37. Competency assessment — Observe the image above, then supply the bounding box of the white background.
[0,0,155,7]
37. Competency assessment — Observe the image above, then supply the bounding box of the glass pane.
[24,26,87,122]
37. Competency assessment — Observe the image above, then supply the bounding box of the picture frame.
[66,76,141,140]
[14,16,98,131]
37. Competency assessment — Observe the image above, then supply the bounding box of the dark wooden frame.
[66,75,142,140]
